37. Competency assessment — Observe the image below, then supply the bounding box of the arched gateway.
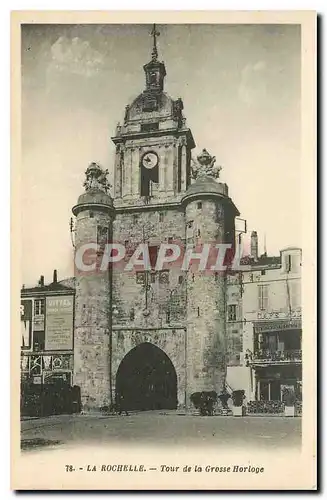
[115,343,177,411]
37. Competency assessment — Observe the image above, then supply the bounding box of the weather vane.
[150,24,160,61]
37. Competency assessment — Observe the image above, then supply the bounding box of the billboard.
[21,299,32,349]
[45,296,74,351]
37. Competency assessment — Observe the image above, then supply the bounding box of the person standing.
[117,393,129,416]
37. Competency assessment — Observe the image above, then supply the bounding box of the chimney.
[53,269,58,283]
[38,275,44,287]
[250,231,258,261]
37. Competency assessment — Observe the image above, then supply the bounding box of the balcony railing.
[252,349,302,363]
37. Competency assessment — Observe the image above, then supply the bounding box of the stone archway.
[115,342,178,411]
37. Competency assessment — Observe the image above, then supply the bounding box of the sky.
[21,23,301,287]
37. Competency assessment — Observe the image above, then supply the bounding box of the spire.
[143,24,166,94]
[150,24,160,61]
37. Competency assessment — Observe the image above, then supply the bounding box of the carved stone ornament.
[190,148,222,180]
[83,162,112,194]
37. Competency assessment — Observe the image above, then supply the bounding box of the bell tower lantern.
[143,24,166,94]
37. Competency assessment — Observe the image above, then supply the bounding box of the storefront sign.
[45,296,74,351]
[254,319,302,333]
[21,299,32,349]
[257,310,301,320]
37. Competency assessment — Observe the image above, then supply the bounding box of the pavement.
[20,411,301,453]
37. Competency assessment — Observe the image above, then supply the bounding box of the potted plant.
[232,389,245,416]
[190,391,217,416]
[282,387,296,417]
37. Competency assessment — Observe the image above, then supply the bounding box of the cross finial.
[150,23,160,61]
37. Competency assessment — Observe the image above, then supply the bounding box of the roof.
[75,188,113,207]
[240,254,281,267]
[21,281,75,295]
[181,176,240,215]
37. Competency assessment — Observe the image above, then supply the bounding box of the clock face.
[142,152,158,170]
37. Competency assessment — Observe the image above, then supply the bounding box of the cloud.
[238,60,267,106]
[48,36,104,77]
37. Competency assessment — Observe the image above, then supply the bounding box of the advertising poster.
[45,296,74,351]
[20,299,32,349]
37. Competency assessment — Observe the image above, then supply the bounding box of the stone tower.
[71,25,240,413]
[72,162,115,411]
[181,149,239,399]
[108,26,240,411]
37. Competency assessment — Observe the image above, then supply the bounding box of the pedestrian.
[117,393,129,416]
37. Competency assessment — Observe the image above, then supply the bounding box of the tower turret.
[72,162,115,411]
[181,149,239,403]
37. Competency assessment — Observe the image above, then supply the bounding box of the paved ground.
[21,411,301,453]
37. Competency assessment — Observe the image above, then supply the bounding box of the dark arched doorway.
[115,343,177,411]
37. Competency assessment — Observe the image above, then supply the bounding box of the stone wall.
[112,207,186,329]
[74,207,113,410]
[184,197,227,400]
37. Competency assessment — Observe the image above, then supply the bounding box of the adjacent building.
[20,271,75,387]
[226,239,302,405]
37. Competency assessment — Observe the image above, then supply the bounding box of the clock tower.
[111,25,195,205]
[78,25,240,413]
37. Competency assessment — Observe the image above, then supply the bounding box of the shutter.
[263,285,269,310]
[258,285,263,310]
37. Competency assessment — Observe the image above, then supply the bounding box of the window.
[149,72,157,84]
[141,122,159,132]
[261,269,266,276]
[33,331,45,351]
[89,211,94,219]
[159,271,169,284]
[150,272,156,284]
[149,246,159,269]
[159,212,164,223]
[228,304,237,321]
[136,272,145,285]
[285,254,292,272]
[168,236,173,244]
[178,275,184,285]
[258,285,269,310]
[97,225,108,250]
[34,299,45,316]
[142,95,158,112]
[197,202,202,209]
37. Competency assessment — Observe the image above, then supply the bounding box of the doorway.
[115,343,177,411]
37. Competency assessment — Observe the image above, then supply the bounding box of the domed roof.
[126,91,175,123]
[76,188,113,207]
[181,175,229,204]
